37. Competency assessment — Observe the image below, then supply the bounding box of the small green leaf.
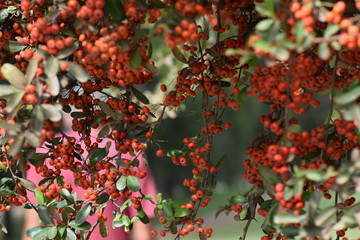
[335,86,360,105]
[9,134,24,156]
[1,63,27,89]
[256,19,274,31]
[324,24,340,38]
[171,47,187,63]
[3,41,27,53]
[68,221,91,230]
[258,166,282,184]
[295,21,306,43]
[35,189,45,205]
[67,61,89,83]
[105,0,126,22]
[99,220,108,237]
[88,148,108,165]
[33,228,49,240]
[230,195,247,204]
[26,226,46,237]
[253,40,271,52]
[19,178,37,191]
[65,228,76,240]
[127,175,140,192]
[314,206,337,227]
[41,104,62,122]
[75,203,91,225]
[318,43,330,60]
[144,194,153,200]
[38,205,55,226]
[166,149,183,157]
[45,74,60,96]
[60,188,75,204]
[130,50,142,69]
[44,57,59,77]
[98,124,113,138]
[96,192,110,204]
[271,46,290,61]
[147,0,167,8]
[174,207,188,217]
[26,58,39,83]
[56,42,79,59]
[156,193,162,203]
[47,226,58,239]
[131,86,150,104]
[98,101,117,119]
[48,205,62,222]
[162,202,173,217]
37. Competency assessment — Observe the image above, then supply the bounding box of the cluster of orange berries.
[166,20,205,48]
[275,183,305,215]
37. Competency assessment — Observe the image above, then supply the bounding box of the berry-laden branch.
[0,0,359,240]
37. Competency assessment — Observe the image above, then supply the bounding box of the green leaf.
[260,199,273,210]
[98,124,113,138]
[237,88,247,107]
[0,85,22,97]
[258,166,282,184]
[131,86,150,104]
[171,47,187,63]
[56,42,79,59]
[271,46,290,61]
[274,213,305,224]
[230,195,247,204]
[0,120,21,132]
[162,202,173,217]
[48,205,62,222]
[9,134,24,156]
[90,112,105,127]
[19,178,37,191]
[127,175,140,192]
[335,86,360,105]
[120,198,132,212]
[96,192,110,204]
[144,194,153,200]
[35,189,45,205]
[144,62,159,75]
[130,50,142,69]
[41,104,62,122]
[295,21,306,43]
[67,61,89,83]
[174,207,188,217]
[33,228,50,240]
[282,226,299,237]
[253,39,271,52]
[1,63,27,89]
[38,205,55,226]
[65,228,76,240]
[88,148,108,165]
[45,74,60,96]
[116,175,127,191]
[318,43,330,60]
[75,203,91,225]
[314,206,337,227]
[147,0,167,8]
[324,24,340,38]
[47,226,58,239]
[68,221,91,230]
[25,131,41,148]
[44,57,59,77]
[105,0,126,22]
[26,58,39,83]
[98,101,117,119]
[26,226,47,237]
[3,41,27,53]
[256,19,274,31]
[99,220,108,237]
[60,188,75,204]
[166,149,183,157]
[156,193,162,203]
